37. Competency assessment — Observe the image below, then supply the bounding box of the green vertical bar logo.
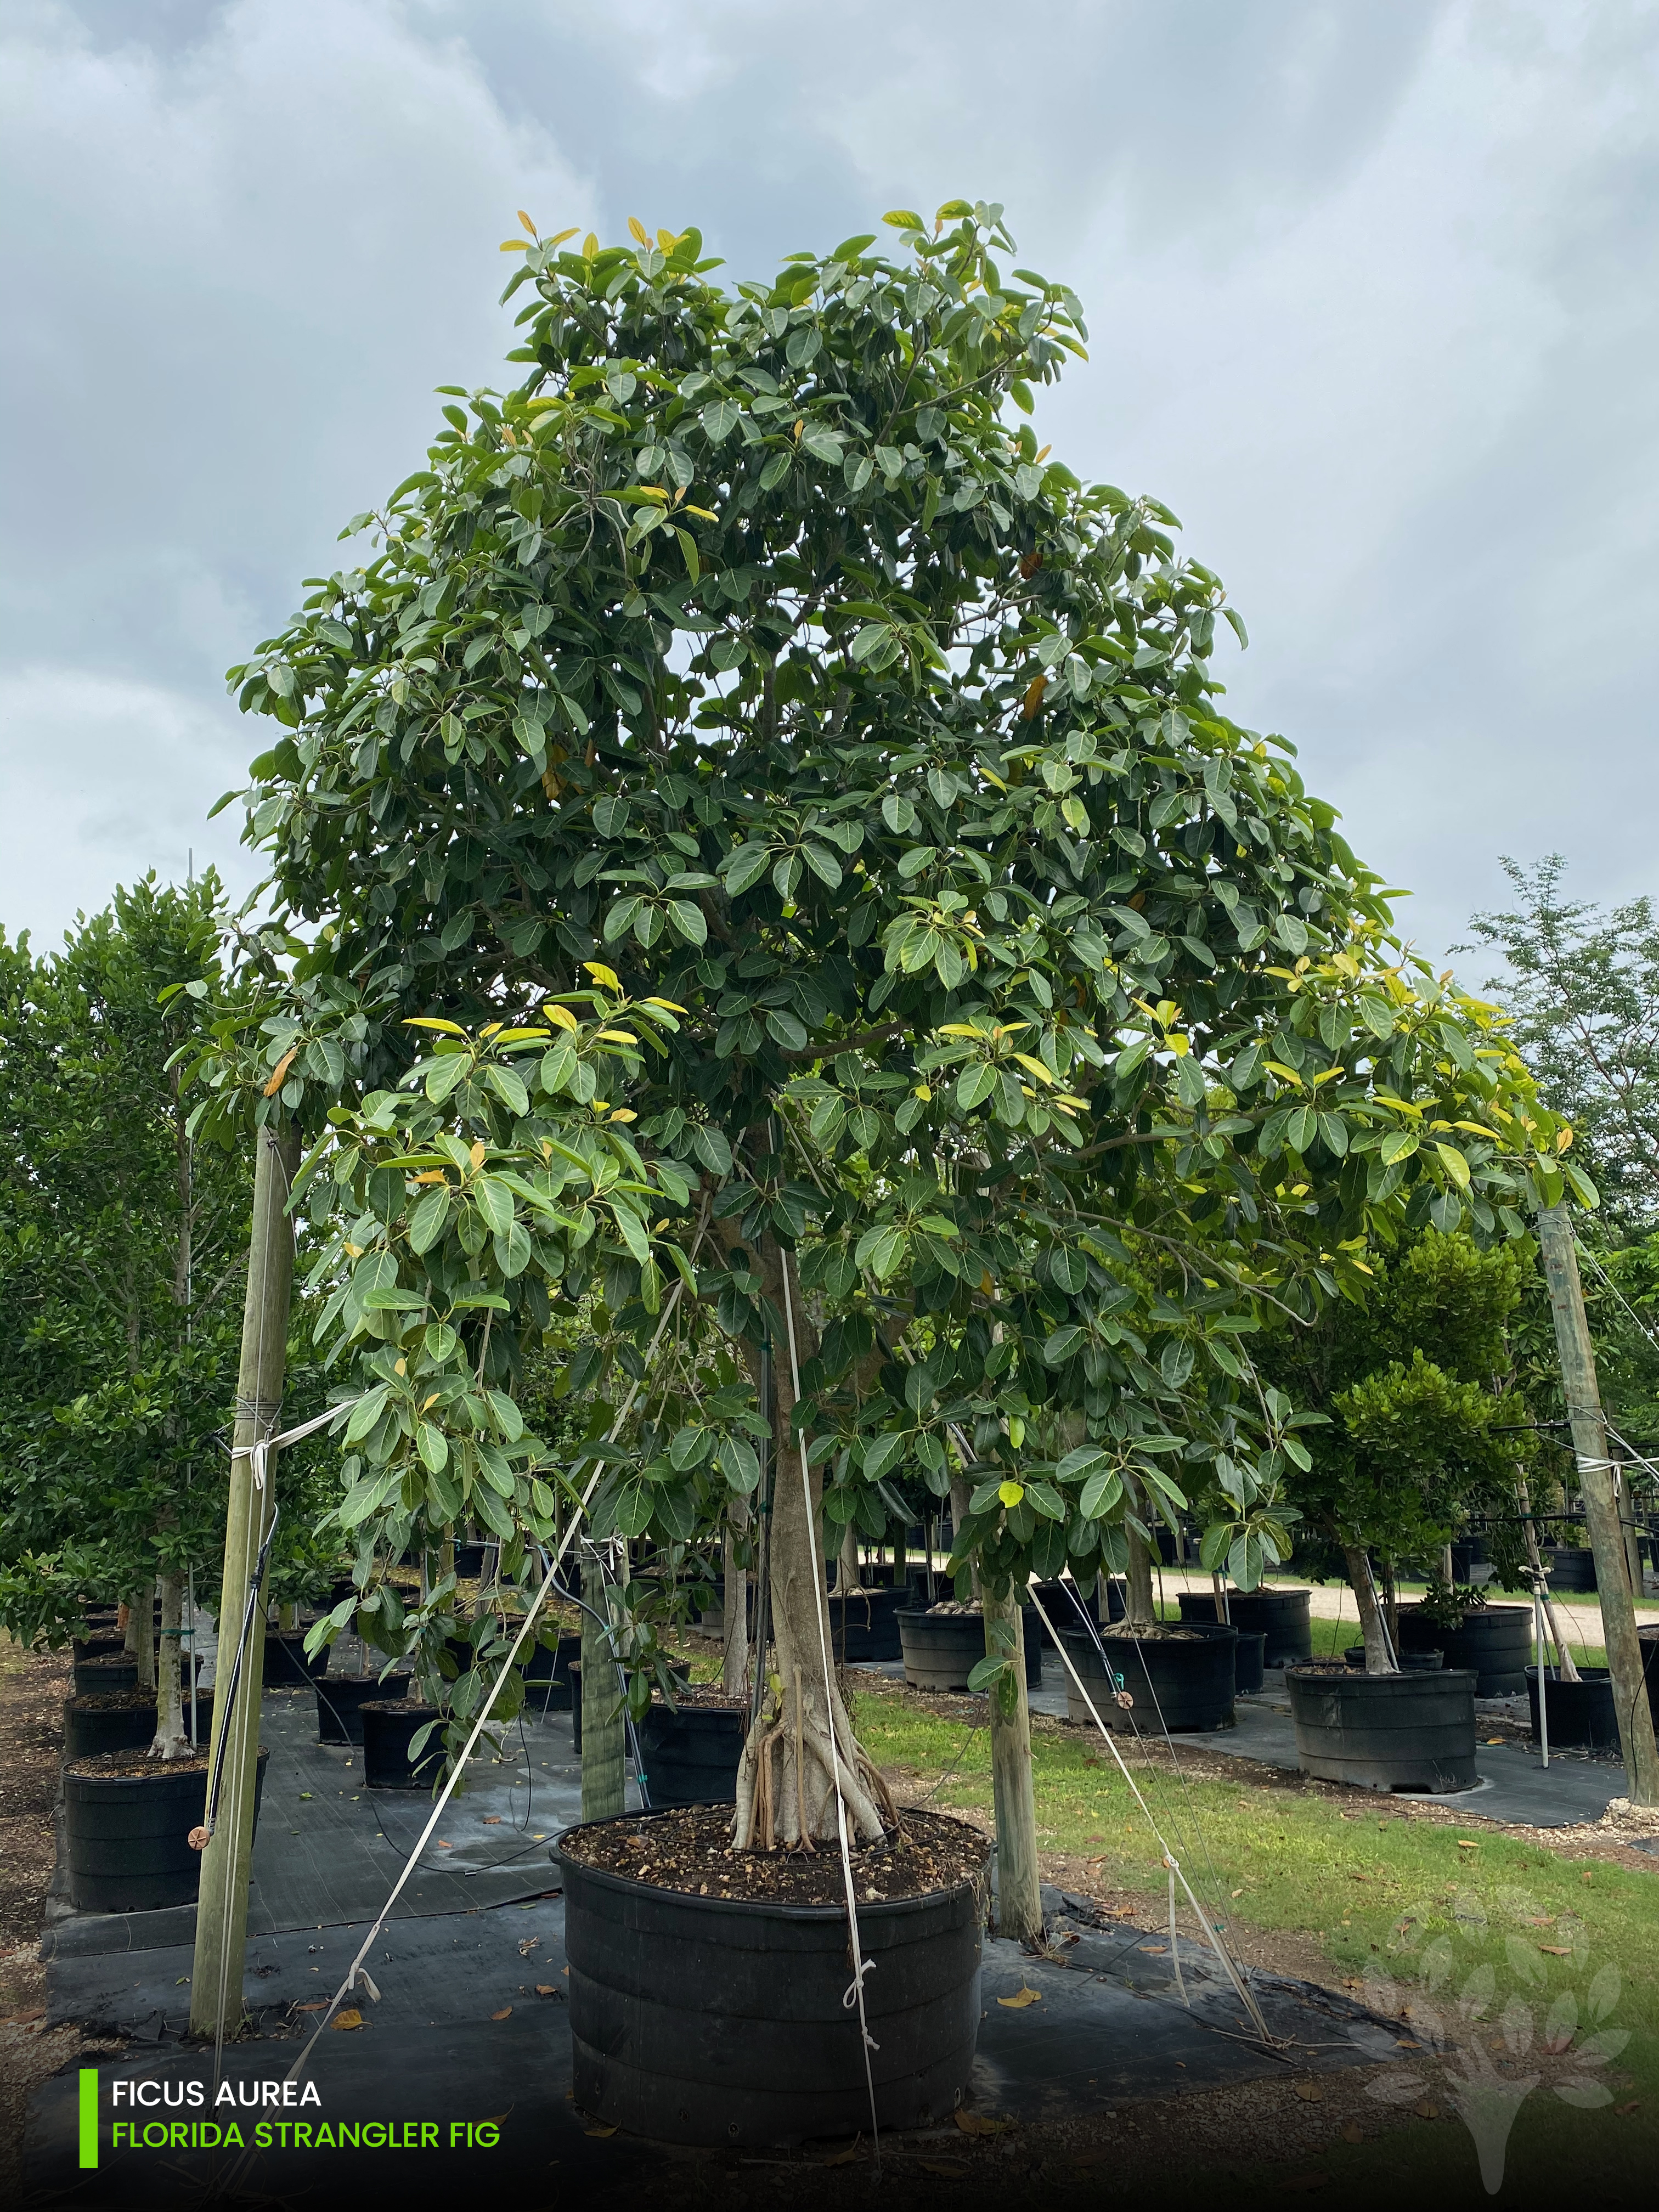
[77,2069,98,2169]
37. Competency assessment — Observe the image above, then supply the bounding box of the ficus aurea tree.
[214,200,1576,1840]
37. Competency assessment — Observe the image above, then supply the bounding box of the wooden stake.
[981,1578,1043,1942]
[1536,1203,1659,1803]
[189,1121,300,2039]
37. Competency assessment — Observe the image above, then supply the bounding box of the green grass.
[854,1685,1659,2199]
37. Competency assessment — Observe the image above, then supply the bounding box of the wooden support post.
[190,1121,300,2038]
[580,1556,625,1821]
[981,1578,1043,1942]
[1536,1203,1659,1804]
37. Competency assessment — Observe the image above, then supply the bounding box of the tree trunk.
[981,1578,1042,1940]
[1345,1546,1395,1672]
[150,1571,189,1759]
[131,1583,156,1691]
[581,1555,626,1821]
[721,1499,751,1700]
[1517,1475,1579,1684]
[1538,1202,1659,1801]
[730,1229,888,1849]
[1124,1505,1157,1635]
[837,1520,860,1591]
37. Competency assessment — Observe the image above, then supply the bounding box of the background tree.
[0,876,329,1755]
[1262,1228,1533,1669]
[1459,855,1659,1231]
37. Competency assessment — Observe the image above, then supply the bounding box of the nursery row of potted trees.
[17,206,1658,2144]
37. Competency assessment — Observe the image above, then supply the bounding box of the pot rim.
[63,1744,268,1786]
[1284,1663,1477,1684]
[552,1807,990,1924]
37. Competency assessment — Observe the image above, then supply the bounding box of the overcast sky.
[3,0,1655,974]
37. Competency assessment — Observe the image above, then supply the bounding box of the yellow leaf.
[331,2008,363,2033]
[656,228,679,252]
[546,228,579,248]
[404,1017,469,1036]
[517,209,537,236]
[491,2006,512,2020]
[608,1108,637,1123]
[682,505,719,521]
[1011,1053,1056,1085]
[263,1047,298,1097]
[582,232,598,260]
[597,1029,636,1045]
[584,961,620,991]
[642,996,689,1013]
[998,1481,1025,1509]
[955,2108,1014,2134]
[411,1170,446,1183]
[469,1140,487,1168]
[584,2121,619,2138]
[499,239,530,252]
[1020,673,1048,720]
[546,1003,579,1032]
[997,1985,1042,2010]
[628,216,650,246]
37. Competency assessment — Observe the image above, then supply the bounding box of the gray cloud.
[3,0,1655,967]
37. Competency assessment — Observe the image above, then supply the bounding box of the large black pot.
[1287,1666,1477,1792]
[1057,1624,1237,1733]
[1527,1667,1621,1750]
[63,1694,157,1760]
[315,1671,410,1746]
[1396,1604,1532,1693]
[523,1632,583,1711]
[828,1587,908,1663]
[362,1700,443,1789]
[63,1747,269,1911]
[72,1652,138,1697]
[453,1541,489,1578]
[1200,1588,1313,1666]
[1029,1579,1124,1646]
[1233,1630,1267,1695]
[897,1608,1039,1692]
[71,1634,127,1666]
[637,1701,747,1807]
[1542,1547,1596,1593]
[263,1632,329,1689]
[555,1809,985,2144]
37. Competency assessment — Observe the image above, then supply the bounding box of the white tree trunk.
[1345,1546,1395,1673]
[150,1571,190,1759]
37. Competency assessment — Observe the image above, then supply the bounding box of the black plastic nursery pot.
[71,1633,128,1665]
[1395,1603,1532,1693]
[315,1671,410,1746]
[637,1699,747,1807]
[1056,1623,1237,1732]
[1527,1667,1621,1750]
[896,1606,1040,1692]
[63,1747,270,1911]
[1345,1646,1443,1671]
[263,1632,330,1689]
[361,1700,443,1790]
[1542,1545,1596,1593]
[1233,1629,1267,1695]
[1029,1578,1124,1645]
[1286,1665,1477,1792]
[1199,1587,1313,1666]
[72,1652,139,1697]
[453,1540,489,1578]
[554,1808,986,2145]
[522,1632,583,1710]
[827,1586,908,1663]
[63,1692,158,1761]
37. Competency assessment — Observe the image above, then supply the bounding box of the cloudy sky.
[3,0,1655,972]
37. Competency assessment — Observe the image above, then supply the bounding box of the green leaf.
[483,1063,530,1117]
[473,1176,514,1237]
[955,1062,998,1113]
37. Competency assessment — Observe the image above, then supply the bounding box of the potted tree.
[1263,1230,1537,1788]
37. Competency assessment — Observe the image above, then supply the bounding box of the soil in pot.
[1286,1664,1477,1792]
[638,1690,748,1807]
[362,1700,443,1789]
[1527,1667,1621,1750]
[315,1672,410,1746]
[897,1604,1040,1692]
[263,1632,329,1689]
[63,1690,159,1760]
[555,1805,986,2146]
[1057,1623,1237,1732]
[1396,1604,1532,1693]
[63,1744,270,1911]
